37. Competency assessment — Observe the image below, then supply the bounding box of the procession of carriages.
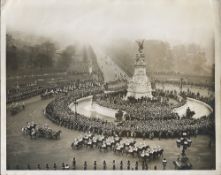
[71,133,164,163]
[9,102,25,115]
[22,122,62,140]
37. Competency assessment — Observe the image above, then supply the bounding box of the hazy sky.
[4,0,215,47]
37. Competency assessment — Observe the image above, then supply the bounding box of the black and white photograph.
[1,0,221,174]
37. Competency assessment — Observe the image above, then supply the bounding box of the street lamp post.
[174,132,192,169]
[162,158,167,170]
[74,99,78,116]
[180,78,183,92]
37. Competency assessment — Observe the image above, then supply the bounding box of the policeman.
[162,158,167,170]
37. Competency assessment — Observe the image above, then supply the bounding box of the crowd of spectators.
[94,89,185,121]
[179,90,215,109]
[7,85,44,104]
[45,87,215,139]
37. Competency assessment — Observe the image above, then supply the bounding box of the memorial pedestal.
[126,45,152,99]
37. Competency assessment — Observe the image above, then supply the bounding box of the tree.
[38,41,56,68]
[6,34,18,71]
[7,45,18,71]
[57,45,75,69]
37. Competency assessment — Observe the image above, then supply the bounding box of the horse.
[115,143,124,154]
[158,148,164,157]
[37,127,46,137]
[52,130,62,139]
[30,128,37,139]
[92,137,98,148]
[100,143,107,152]
[44,129,53,139]
[71,141,81,149]
[22,127,30,135]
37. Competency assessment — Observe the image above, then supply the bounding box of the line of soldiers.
[10,157,158,170]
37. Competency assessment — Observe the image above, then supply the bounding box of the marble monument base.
[126,91,152,99]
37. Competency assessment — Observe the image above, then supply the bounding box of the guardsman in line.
[120,160,123,170]
[27,164,31,170]
[72,157,76,170]
[53,163,57,170]
[62,162,65,170]
[84,161,87,170]
[94,161,97,170]
[37,164,41,170]
[103,160,106,170]
[46,163,49,170]
[113,160,116,170]
[127,160,130,170]
[135,161,138,170]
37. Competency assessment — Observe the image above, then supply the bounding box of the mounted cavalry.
[9,102,25,115]
[41,90,54,100]
[22,122,62,140]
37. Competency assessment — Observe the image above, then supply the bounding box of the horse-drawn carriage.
[9,102,25,115]
[41,91,54,100]
[22,122,61,140]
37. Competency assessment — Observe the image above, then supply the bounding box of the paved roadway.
[6,96,215,170]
